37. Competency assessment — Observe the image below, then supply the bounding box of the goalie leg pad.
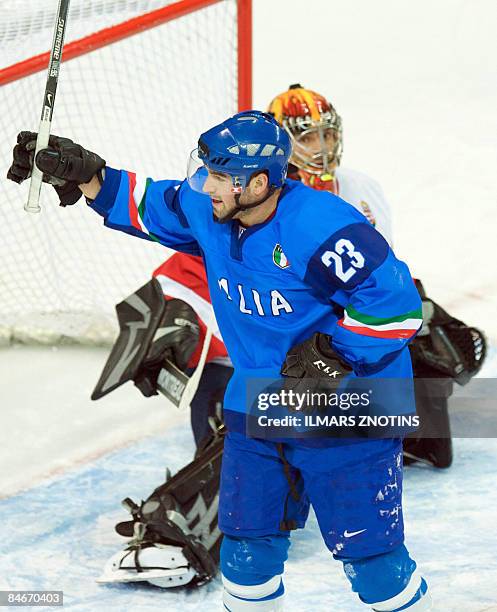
[99,423,225,588]
[403,376,453,468]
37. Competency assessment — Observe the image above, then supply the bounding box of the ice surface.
[0,346,185,495]
[0,348,496,610]
[1,422,497,611]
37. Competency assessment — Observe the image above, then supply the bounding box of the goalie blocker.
[92,277,205,407]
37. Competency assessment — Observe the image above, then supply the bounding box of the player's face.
[203,169,272,224]
[202,169,239,222]
[293,127,338,172]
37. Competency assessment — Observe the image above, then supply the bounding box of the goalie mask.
[268,84,343,177]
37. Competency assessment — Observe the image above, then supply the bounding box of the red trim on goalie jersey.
[153,253,229,368]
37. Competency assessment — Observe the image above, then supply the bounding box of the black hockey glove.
[410,279,486,385]
[134,298,200,397]
[7,131,105,206]
[281,332,353,404]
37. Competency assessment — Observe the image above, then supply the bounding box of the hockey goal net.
[0,0,251,345]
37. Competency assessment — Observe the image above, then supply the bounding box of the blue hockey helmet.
[187,110,291,196]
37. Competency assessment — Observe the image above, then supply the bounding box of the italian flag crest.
[273,244,290,269]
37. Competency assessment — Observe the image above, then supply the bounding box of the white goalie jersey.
[335,167,394,246]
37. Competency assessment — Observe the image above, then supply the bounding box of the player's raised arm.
[7,131,201,255]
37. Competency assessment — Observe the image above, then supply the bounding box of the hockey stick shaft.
[25,0,71,214]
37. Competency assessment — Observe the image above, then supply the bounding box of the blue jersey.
[90,169,422,425]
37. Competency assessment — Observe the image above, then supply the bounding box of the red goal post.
[0,0,252,345]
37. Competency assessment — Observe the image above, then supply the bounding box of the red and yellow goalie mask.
[267,84,343,179]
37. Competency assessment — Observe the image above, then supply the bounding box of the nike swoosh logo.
[343,529,367,538]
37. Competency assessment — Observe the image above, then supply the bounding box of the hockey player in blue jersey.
[8,113,431,610]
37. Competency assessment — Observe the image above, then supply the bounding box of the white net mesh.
[0,0,239,344]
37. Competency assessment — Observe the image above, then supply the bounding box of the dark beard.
[212,211,236,224]
[212,202,242,224]
[211,189,275,224]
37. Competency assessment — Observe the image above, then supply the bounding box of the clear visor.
[288,124,341,175]
[187,149,244,195]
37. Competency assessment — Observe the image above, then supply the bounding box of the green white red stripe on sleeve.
[127,171,152,235]
[338,304,423,339]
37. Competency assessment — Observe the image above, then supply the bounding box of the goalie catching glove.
[7,131,105,206]
[410,280,486,385]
